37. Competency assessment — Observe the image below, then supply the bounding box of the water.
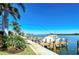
[57,35,79,55]
[37,35,79,55]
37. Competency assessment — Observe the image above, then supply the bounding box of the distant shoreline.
[35,34,79,36]
[53,34,79,35]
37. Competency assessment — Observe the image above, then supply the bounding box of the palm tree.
[12,21,21,34]
[0,3,25,36]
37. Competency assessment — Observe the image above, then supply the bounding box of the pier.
[40,42,66,47]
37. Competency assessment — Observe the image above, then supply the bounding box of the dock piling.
[53,41,56,52]
[59,38,63,48]
[65,38,68,46]
[44,39,47,48]
[77,40,79,55]
[49,39,52,49]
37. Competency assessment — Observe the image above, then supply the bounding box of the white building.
[42,34,65,43]
[42,34,65,48]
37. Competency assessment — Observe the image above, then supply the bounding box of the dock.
[40,42,66,46]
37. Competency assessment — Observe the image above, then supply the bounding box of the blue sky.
[9,3,79,34]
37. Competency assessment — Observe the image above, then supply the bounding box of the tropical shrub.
[0,31,4,49]
[0,34,3,49]
[2,36,8,50]
[3,34,26,53]
[14,35,26,50]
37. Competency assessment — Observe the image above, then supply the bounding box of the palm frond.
[18,3,26,12]
[0,4,3,16]
[9,11,17,20]
[14,8,21,19]
[0,7,2,16]
[9,7,21,20]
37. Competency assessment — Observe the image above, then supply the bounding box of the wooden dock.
[40,42,66,47]
[40,38,68,49]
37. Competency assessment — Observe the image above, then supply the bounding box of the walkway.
[21,36,58,55]
[27,40,58,55]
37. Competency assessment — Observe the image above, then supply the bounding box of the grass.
[17,45,36,55]
[0,45,36,55]
[0,51,9,55]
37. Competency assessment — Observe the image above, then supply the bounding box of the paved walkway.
[27,40,58,55]
[21,36,58,55]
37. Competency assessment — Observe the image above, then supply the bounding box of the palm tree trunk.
[2,8,8,36]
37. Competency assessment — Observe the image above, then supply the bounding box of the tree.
[12,21,21,34]
[0,3,25,36]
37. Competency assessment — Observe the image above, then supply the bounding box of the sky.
[9,3,79,34]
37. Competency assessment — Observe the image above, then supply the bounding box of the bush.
[0,34,3,49]
[14,35,26,50]
[2,36,8,50]
[3,34,26,53]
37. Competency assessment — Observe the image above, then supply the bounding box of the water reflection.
[65,45,69,54]
[48,44,70,55]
